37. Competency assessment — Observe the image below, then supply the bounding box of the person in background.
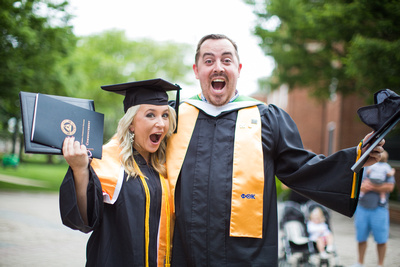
[165,33,385,266]
[350,150,396,267]
[361,150,395,206]
[59,79,178,267]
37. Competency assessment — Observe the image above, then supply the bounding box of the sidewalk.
[0,191,88,267]
[1,191,399,266]
[0,174,50,188]
[329,210,400,267]
[278,202,400,267]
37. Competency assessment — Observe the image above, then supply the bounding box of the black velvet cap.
[357,89,400,147]
[351,89,400,172]
[101,78,181,113]
[357,89,400,133]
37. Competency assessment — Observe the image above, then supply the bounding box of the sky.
[67,0,275,99]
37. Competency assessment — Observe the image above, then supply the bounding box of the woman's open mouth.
[150,133,162,144]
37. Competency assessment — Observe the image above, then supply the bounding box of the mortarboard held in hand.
[351,89,400,173]
[100,78,181,132]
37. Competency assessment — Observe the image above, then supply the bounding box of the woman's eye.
[162,113,169,118]
[146,113,155,118]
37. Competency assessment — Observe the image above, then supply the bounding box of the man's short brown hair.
[194,34,240,64]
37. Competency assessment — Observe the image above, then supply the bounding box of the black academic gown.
[171,103,360,267]
[59,154,162,267]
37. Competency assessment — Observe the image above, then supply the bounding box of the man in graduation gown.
[166,34,385,266]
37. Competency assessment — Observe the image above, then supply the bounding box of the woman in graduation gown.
[59,79,179,267]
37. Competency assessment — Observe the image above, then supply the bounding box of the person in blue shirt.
[351,150,396,267]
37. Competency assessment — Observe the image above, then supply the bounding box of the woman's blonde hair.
[116,104,176,179]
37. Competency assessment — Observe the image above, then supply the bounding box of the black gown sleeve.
[59,167,103,233]
[263,104,362,217]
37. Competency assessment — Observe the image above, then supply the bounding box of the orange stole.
[91,136,172,266]
[230,106,264,238]
[166,103,264,238]
[159,174,173,267]
[91,136,122,201]
[166,103,199,213]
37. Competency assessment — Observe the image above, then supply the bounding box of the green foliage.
[345,36,400,91]
[0,0,77,120]
[0,0,77,156]
[1,1,193,148]
[63,30,193,140]
[0,158,69,192]
[245,0,400,99]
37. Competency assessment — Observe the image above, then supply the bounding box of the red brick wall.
[337,95,371,149]
[323,93,342,155]
[286,89,325,153]
[389,200,400,224]
[283,89,370,154]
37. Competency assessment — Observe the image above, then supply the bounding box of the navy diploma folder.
[20,92,104,158]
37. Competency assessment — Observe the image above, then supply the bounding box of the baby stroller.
[278,200,344,267]
[278,200,316,267]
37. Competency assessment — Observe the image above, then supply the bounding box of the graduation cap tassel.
[133,159,151,267]
[174,84,181,133]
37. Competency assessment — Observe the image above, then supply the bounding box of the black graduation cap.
[101,78,181,132]
[357,89,400,132]
[351,89,400,172]
[101,78,181,112]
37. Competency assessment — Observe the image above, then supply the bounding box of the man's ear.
[193,64,199,79]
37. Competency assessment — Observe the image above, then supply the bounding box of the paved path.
[277,203,400,267]
[326,210,400,267]
[1,191,399,266]
[0,174,50,188]
[0,191,88,267]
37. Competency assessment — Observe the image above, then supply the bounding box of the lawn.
[0,154,69,192]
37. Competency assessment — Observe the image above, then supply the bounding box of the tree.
[0,0,76,156]
[1,0,193,156]
[245,0,400,99]
[63,30,193,140]
[0,0,77,114]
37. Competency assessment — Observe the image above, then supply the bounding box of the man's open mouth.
[212,79,226,90]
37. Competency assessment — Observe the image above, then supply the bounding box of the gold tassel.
[134,159,150,267]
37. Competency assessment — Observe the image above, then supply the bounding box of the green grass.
[0,155,69,192]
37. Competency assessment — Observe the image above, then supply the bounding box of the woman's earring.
[129,132,135,144]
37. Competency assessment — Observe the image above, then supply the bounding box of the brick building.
[255,85,371,154]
